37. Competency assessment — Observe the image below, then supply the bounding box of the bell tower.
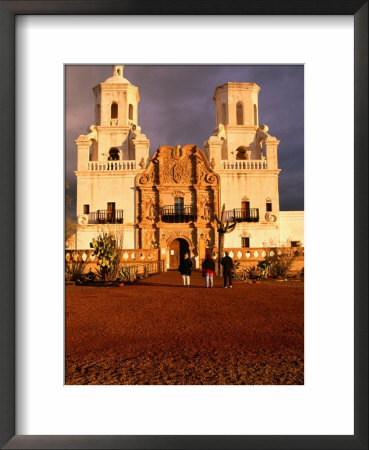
[204,82,263,164]
[75,66,150,249]
[94,65,139,129]
[86,65,149,162]
[214,82,259,128]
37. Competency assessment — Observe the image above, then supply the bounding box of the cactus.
[215,204,237,275]
[90,233,118,281]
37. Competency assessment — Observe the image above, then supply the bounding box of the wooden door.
[107,202,115,223]
[169,239,180,269]
[241,201,250,219]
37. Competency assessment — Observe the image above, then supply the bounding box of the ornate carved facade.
[136,144,220,259]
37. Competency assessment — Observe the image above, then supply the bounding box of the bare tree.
[214,204,237,275]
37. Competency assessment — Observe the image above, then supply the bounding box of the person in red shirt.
[201,254,215,288]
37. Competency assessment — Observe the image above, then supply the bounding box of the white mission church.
[72,65,304,269]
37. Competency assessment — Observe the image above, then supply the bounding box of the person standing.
[221,251,234,288]
[201,253,215,288]
[178,253,193,287]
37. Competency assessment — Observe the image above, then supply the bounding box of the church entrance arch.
[168,238,190,269]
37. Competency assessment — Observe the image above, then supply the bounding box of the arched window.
[236,102,243,125]
[221,103,227,124]
[96,104,100,125]
[128,104,133,121]
[89,139,98,161]
[108,148,120,161]
[111,102,118,119]
[236,146,248,160]
[254,104,258,126]
[266,198,272,212]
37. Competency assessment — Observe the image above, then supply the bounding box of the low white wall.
[279,211,304,246]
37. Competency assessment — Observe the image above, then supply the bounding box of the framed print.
[64,63,305,387]
[1,1,368,449]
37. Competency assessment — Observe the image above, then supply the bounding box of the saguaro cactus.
[215,204,237,275]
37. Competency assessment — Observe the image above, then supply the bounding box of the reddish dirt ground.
[65,270,304,385]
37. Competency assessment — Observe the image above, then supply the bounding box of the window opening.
[111,102,118,119]
[108,148,120,161]
[174,197,184,214]
[221,103,227,124]
[236,102,243,125]
[241,237,250,248]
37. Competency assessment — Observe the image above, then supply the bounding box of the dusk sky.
[65,65,304,213]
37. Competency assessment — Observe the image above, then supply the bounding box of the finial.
[113,65,124,77]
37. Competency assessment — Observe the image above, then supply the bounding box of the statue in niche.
[145,196,156,221]
[146,231,156,248]
[204,201,212,221]
[199,194,211,221]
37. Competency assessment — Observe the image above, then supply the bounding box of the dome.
[104,74,131,84]
[103,65,130,84]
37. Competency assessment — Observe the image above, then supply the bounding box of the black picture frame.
[0,1,367,449]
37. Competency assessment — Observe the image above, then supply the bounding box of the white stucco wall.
[76,172,138,223]
[279,211,304,246]
[74,224,136,250]
[223,222,280,248]
[219,170,281,247]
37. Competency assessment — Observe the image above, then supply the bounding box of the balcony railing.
[88,160,136,171]
[160,205,196,223]
[222,160,268,170]
[224,208,259,222]
[89,209,124,224]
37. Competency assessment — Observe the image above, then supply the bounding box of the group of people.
[178,252,234,288]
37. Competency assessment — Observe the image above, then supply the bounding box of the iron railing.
[121,261,165,282]
[89,209,124,224]
[224,208,259,222]
[160,205,196,223]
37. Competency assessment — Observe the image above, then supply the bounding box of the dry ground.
[65,270,304,385]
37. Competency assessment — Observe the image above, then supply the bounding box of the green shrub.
[90,233,119,281]
[118,264,138,282]
[257,259,273,278]
[65,259,87,281]
[259,248,296,279]
[245,265,262,280]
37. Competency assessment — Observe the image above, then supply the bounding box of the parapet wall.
[66,247,304,275]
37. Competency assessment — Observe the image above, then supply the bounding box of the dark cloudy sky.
[65,65,304,213]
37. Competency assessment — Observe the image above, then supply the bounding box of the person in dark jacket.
[178,253,193,287]
[201,254,215,288]
[221,251,234,288]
